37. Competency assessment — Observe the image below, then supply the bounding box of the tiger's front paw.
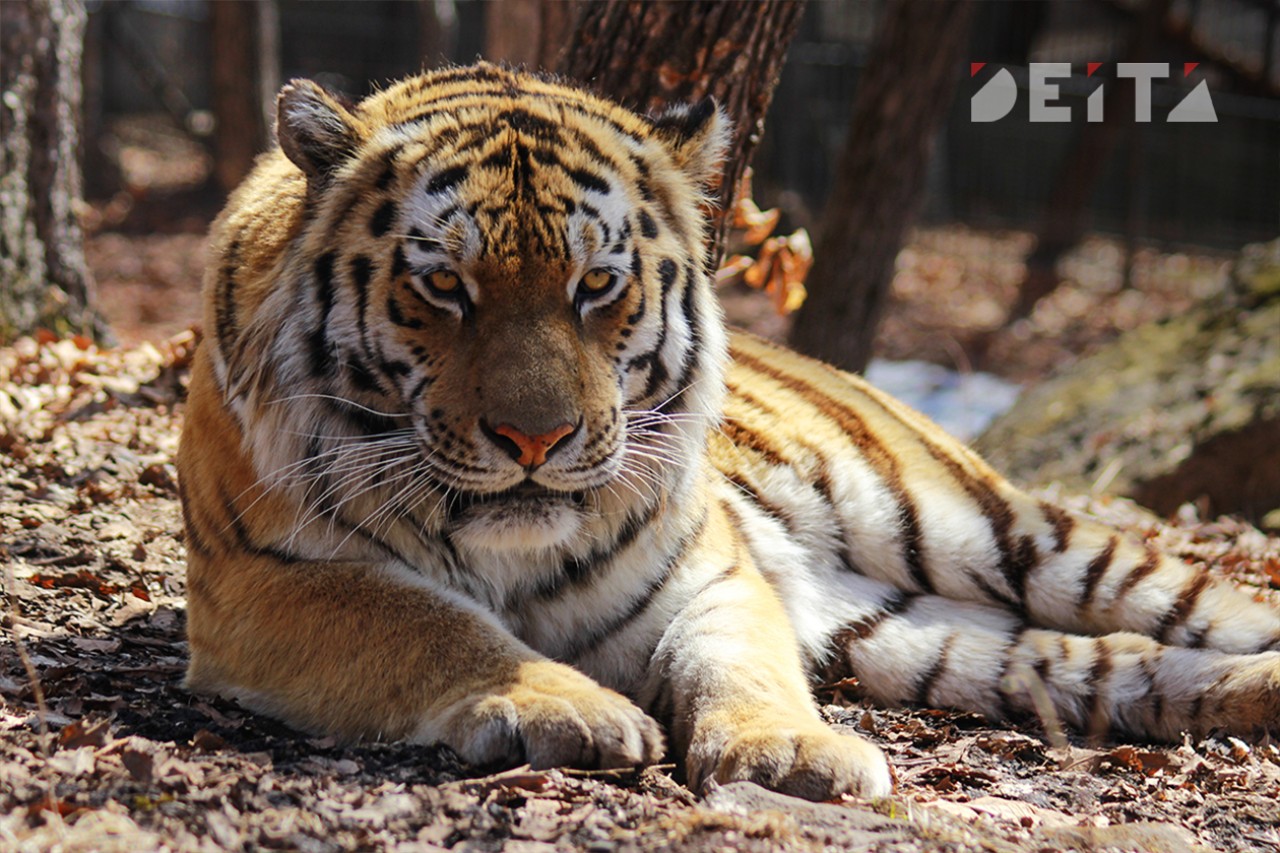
[428,660,665,770]
[688,716,892,801]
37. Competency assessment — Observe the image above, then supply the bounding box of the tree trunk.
[483,0,580,69]
[209,0,280,194]
[788,0,974,373]
[419,0,460,68]
[484,0,543,67]
[1009,0,1172,321]
[0,0,100,344]
[556,0,806,266]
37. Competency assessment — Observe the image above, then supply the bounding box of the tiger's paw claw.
[429,661,665,771]
[689,719,892,801]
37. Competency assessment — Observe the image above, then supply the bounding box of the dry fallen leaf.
[1093,746,1175,777]
[58,717,112,750]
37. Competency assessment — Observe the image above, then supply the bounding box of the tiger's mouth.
[447,479,590,553]
[453,481,588,513]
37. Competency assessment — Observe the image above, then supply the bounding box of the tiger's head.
[215,64,730,558]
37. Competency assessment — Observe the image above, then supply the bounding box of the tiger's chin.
[449,485,588,554]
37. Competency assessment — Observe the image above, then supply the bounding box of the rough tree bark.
[788,0,975,373]
[209,0,280,194]
[0,0,100,344]
[556,0,806,266]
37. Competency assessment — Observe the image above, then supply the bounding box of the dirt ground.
[4,209,1279,850]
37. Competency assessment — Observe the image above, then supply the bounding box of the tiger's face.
[225,66,729,555]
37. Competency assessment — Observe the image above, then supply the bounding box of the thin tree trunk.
[485,0,544,66]
[420,0,460,68]
[1010,0,1171,321]
[535,0,580,69]
[0,0,100,344]
[483,0,579,69]
[556,0,806,266]
[209,0,280,194]
[788,0,974,373]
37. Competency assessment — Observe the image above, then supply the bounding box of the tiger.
[177,62,1280,802]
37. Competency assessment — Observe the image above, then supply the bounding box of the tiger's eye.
[581,269,614,292]
[428,270,460,293]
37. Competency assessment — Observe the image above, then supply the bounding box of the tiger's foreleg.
[185,552,664,768]
[826,585,1280,740]
[651,505,893,799]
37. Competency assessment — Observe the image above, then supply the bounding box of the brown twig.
[4,560,52,758]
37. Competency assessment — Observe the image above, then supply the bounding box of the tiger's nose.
[481,420,578,468]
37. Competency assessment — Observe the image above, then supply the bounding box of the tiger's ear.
[276,79,367,183]
[650,98,731,192]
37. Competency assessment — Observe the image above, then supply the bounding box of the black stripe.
[638,209,658,239]
[345,356,383,394]
[629,258,681,401]
[973,573,1020,611]
[1184,623,1211,649]
[381,359,412,379]
[1139,655,1163,730]
[811,463,862,575]
[374,158,397,191]
[215,239,242,358]
[533,501,661,600]
[1040,501,1074,553]
[390,246,409,279]
[661,267,703,415]
[1008,534,1039,606]
[561,124,624,175]
[724,473,796,536]
[349,255,379,372]
[916,440,1029,609]
[566,167,610,195]
[350,255,373,289]
[220,485,303,565]
[309,253,337,375]
[832,590,914,645]
[656,258,678,289]
[915,634,955,706]
[407,372,435,404]
[1115,542,1162,600]
[1080,536,1117,606]
[388,286,425,330]
[1085,641,1114,738]
[370,200,398,237]
[732,345,934,594]
[176,479,214,558]
[718,415,791,467]
[1156,570,1212,644]
[425,165,468,194]
[561,515,704,662]
[498,107,562,140]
